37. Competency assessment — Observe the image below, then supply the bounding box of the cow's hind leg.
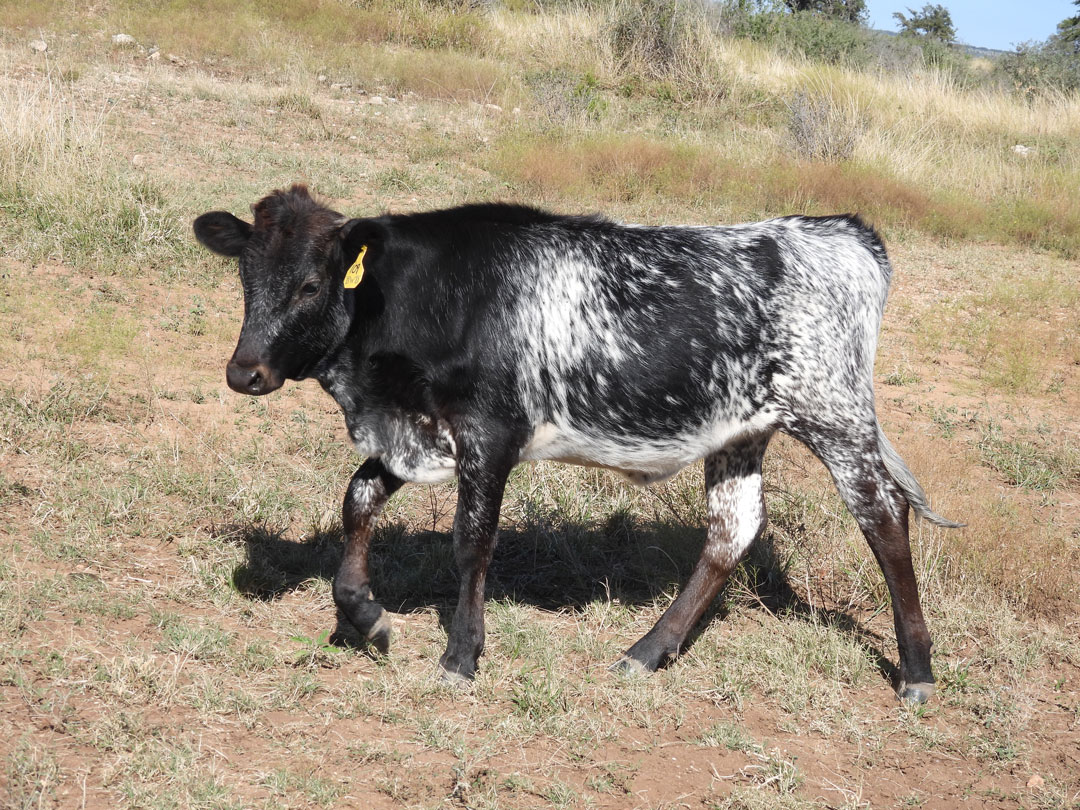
[613,433,772,673]
[791,423,935,703]
[333,458,403,654]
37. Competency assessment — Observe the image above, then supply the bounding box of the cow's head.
[193,185,381,395]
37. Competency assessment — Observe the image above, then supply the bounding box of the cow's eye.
[299,281,321,298]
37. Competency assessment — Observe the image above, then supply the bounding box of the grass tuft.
[977,423,1080,492]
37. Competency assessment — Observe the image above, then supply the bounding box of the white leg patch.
[704,450,767,570]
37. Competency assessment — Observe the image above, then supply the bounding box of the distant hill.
[869,28,1010,58]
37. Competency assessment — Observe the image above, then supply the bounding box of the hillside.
[1,2,1079,808]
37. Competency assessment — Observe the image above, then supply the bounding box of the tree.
[994,0,1080,95]
[1054,0,1080,51]
[893,4,956,43]
[783,0,868,25]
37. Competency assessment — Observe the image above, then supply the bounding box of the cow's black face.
[193,186,356,396]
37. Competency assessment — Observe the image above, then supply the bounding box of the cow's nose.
[226,360,276,395]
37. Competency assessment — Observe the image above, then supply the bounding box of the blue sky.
[864,0,1076,50]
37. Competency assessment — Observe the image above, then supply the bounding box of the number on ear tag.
[343,244,368,289]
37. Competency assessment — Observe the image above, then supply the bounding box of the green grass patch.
[977,423,1080,492]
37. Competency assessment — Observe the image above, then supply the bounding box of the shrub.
[714,1,869,65]
[604,0,701,77]
[773,10,870,65]
[601,0,735,101]
[787,90,864,161]
[526,70,609,127]
[995,42,1080,97]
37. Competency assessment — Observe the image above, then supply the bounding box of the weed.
[509,663,568,721]
[544,777,579,808]
[939,659,973,693]
[605,0,691,75]
[289,629,344,668]
[698,720,761,752]
[883,366,921,386]
[527,69,609,126]
[742,748,803,795]
[375,166,422,194]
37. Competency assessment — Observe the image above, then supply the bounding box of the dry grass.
[2,4,1080,808]
[0,61,193,272]
[6,0,1080,251]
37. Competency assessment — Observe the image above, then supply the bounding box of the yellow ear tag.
[343,244,368,289]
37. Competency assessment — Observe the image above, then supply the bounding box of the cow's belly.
[349,413,457,484]
[520,414,773,485]
[517,423,680,484]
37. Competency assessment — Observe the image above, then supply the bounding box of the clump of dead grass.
[600,0,736,103]
[787,88,864,162]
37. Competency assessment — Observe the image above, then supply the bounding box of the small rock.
[112,33,135,45]
[484,103,502,112]
[368,95,384,105]
[1027,774,1045,789]
[131,154,147,167]
[348,135,358,141]
[372,110,381,117]
[317,74,327,83]
[167,53,183,65]
[387,96,398,103]
[29,39,48,53]
[147,50,160,61]
[512,106,521,115]
[1012,144,1034,155]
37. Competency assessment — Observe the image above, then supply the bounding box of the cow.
[193,184,960,703]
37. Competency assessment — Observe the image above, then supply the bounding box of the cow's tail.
[876,424,964,529]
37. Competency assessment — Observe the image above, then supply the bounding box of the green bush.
[995,42,1080,97]
[778,10,869,64]
[714,2,869,65]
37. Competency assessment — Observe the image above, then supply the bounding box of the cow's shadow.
[222,510,898,687]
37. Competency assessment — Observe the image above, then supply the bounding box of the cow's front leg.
[333,458,403,654]
[438,432,519,683]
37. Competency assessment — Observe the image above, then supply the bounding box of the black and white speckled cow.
[194,185,960,703]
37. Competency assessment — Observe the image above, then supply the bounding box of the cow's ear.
[338,218,387,277]
[193,211,252,257]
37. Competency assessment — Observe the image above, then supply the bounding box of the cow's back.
[498,214,890,479]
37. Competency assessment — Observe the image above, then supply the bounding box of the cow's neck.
[315,339,374,417]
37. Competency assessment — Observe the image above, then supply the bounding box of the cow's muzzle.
[226,359,282,396]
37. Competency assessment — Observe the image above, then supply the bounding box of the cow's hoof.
[609,655,650,675]
[437,666,474,687]
[898,681,936,704]
[365,612,392,656]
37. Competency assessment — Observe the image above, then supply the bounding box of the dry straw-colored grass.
[9,0,1079,254]
[1,6,1080,806]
